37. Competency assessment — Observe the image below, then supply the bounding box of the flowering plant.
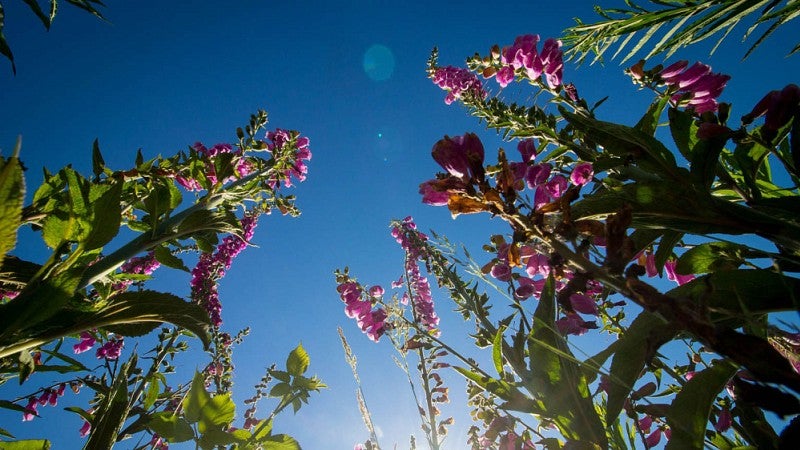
[340,30,799,449]
[0,111,322,448]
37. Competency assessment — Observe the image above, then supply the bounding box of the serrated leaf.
[666,360,737,449]
[148,412,194,443]
[184,372,211,424]
[83,181,122,250]
[198,394,235,433]
[261,434,300,450]
[0,141,25,268]
[269,382,291,398]
[286,343,309,376]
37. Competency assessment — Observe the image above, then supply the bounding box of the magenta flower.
[545,175,568,199]
[517,139,537,162]
[22,397,37,421]
[525,163,551,189]
[664,259,694,285]
[73,331,96,354]
[556,313,591,336]
[432,65,486,105]
[645,428,662,447]
[496,66,515,88]
[431,132,485,182]
[336,279,388,342]
[715,407,732,432]
[659,60,730,114]
[570,293,599,316]
[264,129,312,188]
[499,35,564,88]
[96,337,124,360]
[569,162,594,186]
[638,415,653,433]
[645,251,658,277]
[113,251,161,292]
[391,217,440,335]
[79,419,91,437]
[190,215,258,327]
[742,84,800,142]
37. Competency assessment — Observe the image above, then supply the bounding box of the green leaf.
[0,440,51,449]
[198,426,237,449]
[666,360,738,450]
[286,343,310,376]
[492,325,506,377]
[0,400,28,413]
[635,95,670,137]
[605,311,678,425]
[561,107,681,180]
[91,139,105,178]
[528,276,606,446]
[143,374,162,410]
[251,418,274,440]
[0,140,25,268]
[184,372,211,424]
[676,242,761,274]
[668,107,698,161]
[269,382,291,398]
[17,350,35,384]
[153,245,190,272]
[261,434,301,450]
[147,412,194,443]
[64,406,93,423]
[42,290,211,349]
[667,270,800,326]
[198,394,235,433]
[0,4,17,74]
[84,355,135,450]
[83,181,122,250]
[690,131,728,190]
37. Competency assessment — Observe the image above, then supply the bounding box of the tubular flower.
[96,336,124,360]
[497,35,564,88]
[658,61,730,114]
[569,162,594,186]
[391,217,440,336]
[265,129,312,187]
[742,84,800,142]
[73,331,96,354]
[176,142,253,191]
[22,397,37,421]
[432,65,487,105]
[431,132,485,182]
[112,251,161,291]
[336,280,387,342]
[664,259,695,286]
[190,215,258,327]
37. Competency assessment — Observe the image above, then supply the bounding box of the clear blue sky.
[1,1,799,448]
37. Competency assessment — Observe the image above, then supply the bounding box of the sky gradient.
[2,1,799,448]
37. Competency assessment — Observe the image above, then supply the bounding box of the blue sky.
[1,1,799,448]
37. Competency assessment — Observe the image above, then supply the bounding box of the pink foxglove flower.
[659,61,730,114]
[96,336,124,360]
[22,397,37,421]
[432,65,487,105]
[664,259,695,286]
[645,428,662,447]
[570,162,594,187]
[431,132,485,182]
[73,331,96,354]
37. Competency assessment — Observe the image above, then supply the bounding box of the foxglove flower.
[431,132,485,182]
[569,162,594,186]
[658,61,730,114]
[73,331,96,354]
[432,66,486,105]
